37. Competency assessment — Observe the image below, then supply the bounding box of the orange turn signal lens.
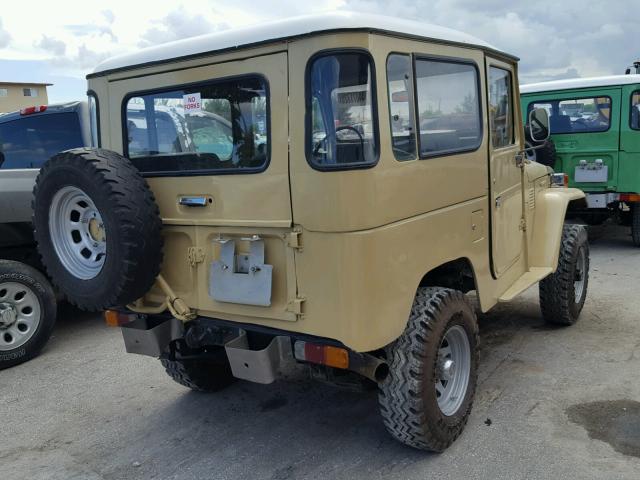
[293,341,350,370]
[104,310,134,327]
[324,346,350,369]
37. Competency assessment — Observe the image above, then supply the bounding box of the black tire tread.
[524,128,557,168]
[378,287,479,452]
[539,224,589,325]
[161,354,235,392]
[631,204,640,247]
[33,148,163,310]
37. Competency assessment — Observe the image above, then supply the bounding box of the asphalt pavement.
[2,225,639,480]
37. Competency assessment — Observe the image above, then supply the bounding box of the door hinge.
[286,227,303,251]
[519,217,527,232]
[187,247,206,267]
[286,296,306,317]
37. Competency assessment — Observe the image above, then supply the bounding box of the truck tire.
[632,203,640,247]
[161,349,235,392]
[0,260,56,370]
[539,225,589,325]
[33,148,163,311]
[378,287,479,452]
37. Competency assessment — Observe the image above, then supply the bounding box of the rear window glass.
[631,91,640,130]
[307,52,378,169]
[528,97,611,134]
[124,76,268,175]
[0,112,83,169]
[415,59,482,157]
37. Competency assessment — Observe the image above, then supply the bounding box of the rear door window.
[124,76,268,175]
[528,96,611,134]
[0,112,83,169]
[414,58,482,157]
[307,52,378,169]
[386,54,417,161]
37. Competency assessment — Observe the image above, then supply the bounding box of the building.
[0,82,52,113]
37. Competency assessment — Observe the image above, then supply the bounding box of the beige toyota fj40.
[33,12,589,451]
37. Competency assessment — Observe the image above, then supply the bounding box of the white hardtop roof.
[92,11,511,76]
[521,74,640,94]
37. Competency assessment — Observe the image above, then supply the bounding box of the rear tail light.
[550,173,569,187]
[293,341,349,369]
[620,193,640,203]
[19,105,47,115]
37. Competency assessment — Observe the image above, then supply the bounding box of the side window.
[307,52,378,169]
[88,93,100,147]
[528,97,611,134]
[488,67,514,149]
[124,76,268,175]
[631,91,640,130]
[386,54,416,160]
[414,59,481,157]
[0,113,83,169]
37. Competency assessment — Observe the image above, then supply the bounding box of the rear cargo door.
[526,88,621,193]
[114,52,291,227]
[109,52,296,322]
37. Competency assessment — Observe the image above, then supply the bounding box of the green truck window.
[488,67,514,148]
[387,54,416,161]
[631,91,640,130]
[529,96,611,134]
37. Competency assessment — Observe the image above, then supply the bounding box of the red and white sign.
[183,93,202,114]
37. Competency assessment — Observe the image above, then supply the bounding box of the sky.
[0,0,637,103]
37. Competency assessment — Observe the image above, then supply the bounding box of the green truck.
[520,75,640,245]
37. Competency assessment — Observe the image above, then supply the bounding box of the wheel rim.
[0,282,42,351]
[49,186,106,280]
[574,246,587,303]
[435,325,471,416]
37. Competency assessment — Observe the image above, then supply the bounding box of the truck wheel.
[632,204,640,247]
[161,349,236,392]
[0,260,56,370]
[539,225,589,325]
[378,287,479,452]
[33,148,163,311]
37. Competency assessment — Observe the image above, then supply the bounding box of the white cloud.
[36,35,66,56]
[0,18,11,48]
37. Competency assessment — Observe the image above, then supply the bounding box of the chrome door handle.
[179,196,208,207]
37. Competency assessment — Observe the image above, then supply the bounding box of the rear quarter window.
[0,112,84,169]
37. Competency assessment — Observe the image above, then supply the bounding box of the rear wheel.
[540,225,589,325]
[631,203,640,247]
[161,348,236,392]
[0,260,56,369]
[378,287,478,452]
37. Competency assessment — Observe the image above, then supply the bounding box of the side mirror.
[391,91,409,102]
[529,107,550,142]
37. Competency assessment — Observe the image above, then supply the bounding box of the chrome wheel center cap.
[0,302,17,328]
[439,358,456,381]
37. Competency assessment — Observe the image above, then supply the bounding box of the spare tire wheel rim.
[435,324,471,416]
[49,186,107,280]
[0,282,42,351]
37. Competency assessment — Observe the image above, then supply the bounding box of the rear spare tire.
[524,128,557,169]
[33,148,163,310]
